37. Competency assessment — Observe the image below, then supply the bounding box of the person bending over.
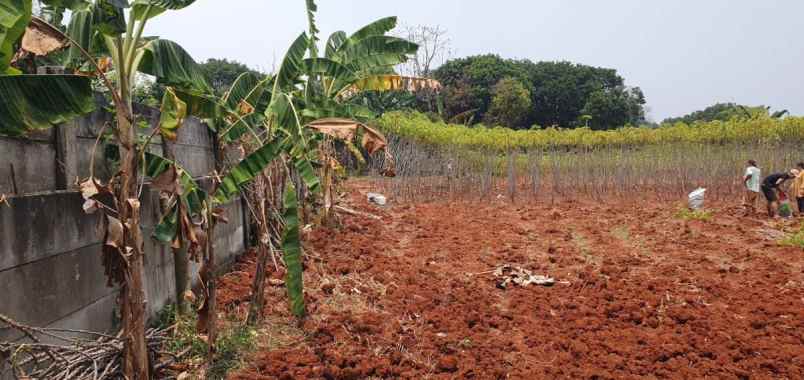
[761,170,796,218]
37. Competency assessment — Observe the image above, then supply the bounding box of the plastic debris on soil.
[494,264,555,289]
[367,192,387,205]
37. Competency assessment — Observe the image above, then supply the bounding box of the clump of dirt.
[227,181,804,379]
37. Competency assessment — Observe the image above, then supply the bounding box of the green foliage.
[0,0,32,74]
[158,86,187,140]
[155,304,258,380]
[65,8,93,67]
[139,39,213,94]
[433,56,646,129]
[375,111,804,152]
[484,77,532,129]
[675,207,712,221]
[0,74,95,135]
[581,86,646,130]
[780,227,804,249]
[92,0,126,35]
[213,137,286,204]
[434,54,527,122]
[131,0,198,22]
[662,103,785,125]
[199,58,261,96]
[349,90,417,115]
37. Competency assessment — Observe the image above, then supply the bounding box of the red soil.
[224,183,804,379]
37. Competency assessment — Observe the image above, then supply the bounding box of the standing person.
[761,170,796,218]
[742,160,761,215]
[792,163,804,216]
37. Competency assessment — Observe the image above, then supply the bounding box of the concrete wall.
[0,105,249,345]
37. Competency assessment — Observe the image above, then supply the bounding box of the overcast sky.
[147,0,804,121]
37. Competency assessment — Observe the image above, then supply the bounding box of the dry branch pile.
[0,314,181,380]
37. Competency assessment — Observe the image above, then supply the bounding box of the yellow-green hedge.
[375,112,804,151]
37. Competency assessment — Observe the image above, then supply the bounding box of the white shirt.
[745,166,761,192]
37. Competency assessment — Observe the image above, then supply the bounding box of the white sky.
[146,0,804,121]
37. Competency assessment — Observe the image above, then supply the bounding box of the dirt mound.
[228,184,804,379]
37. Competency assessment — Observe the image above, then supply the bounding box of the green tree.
[434,54,529,121]
[441,79,482,123]
[581,86,646,130]
[662,103,788,124]
[199,58,260,96]
[350,89,418,115]
[433,56,647,129]
[485,77,532,129]
[522,61,625,128]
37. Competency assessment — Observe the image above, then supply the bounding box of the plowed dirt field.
[221,182,803,379]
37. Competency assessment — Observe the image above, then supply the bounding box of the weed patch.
[155,304,258,379]
[781,227,804,248]
[675,208,712,221]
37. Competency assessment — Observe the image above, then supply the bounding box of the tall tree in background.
[434,54,529,121]
[200,58,261,96]
[580,86,646,130]
[485,77,532,129]
[396,24,452,77]
[434,55,647,129]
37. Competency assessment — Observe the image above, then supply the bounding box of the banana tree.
[237,1,424,324]
[150,8,420,325]
[144,0,427,333]
[1,1,207,378]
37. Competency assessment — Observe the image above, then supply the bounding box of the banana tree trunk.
[321,160,334,226]
[247,176,273,325]
[162,141,191,316]
[173,240,190,315]
[116,106,150,380]
[247,234,270,325]
[205,214,218,360]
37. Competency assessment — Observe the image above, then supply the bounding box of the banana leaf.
[153,200,178,243]
[304,0,319,55]
[144,150,207,217]
[144,151,207,245]
[131,0,197,21]
[158,86,187,140]
[0,74,95,136]
[292,153,320,194]
[40,0,91,9]
[65,8,93,67]
[223,71,269,114]
[139,38,212,94]
[0,0,32,74]
[324,31,346,59]
[220,112,262,143]
[212,137,287,204]
[92,0,126,35]
[175,88,221,119]
[337,36,417,66]
[105,0,129,8]
[267,92,300,133]
[303,57,355,93]
[281,181,305,318]
[272,32,308,94]
[349,16,397,42]
[217,72,272,142]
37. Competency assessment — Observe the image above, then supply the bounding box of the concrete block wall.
[0,105,249,345]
